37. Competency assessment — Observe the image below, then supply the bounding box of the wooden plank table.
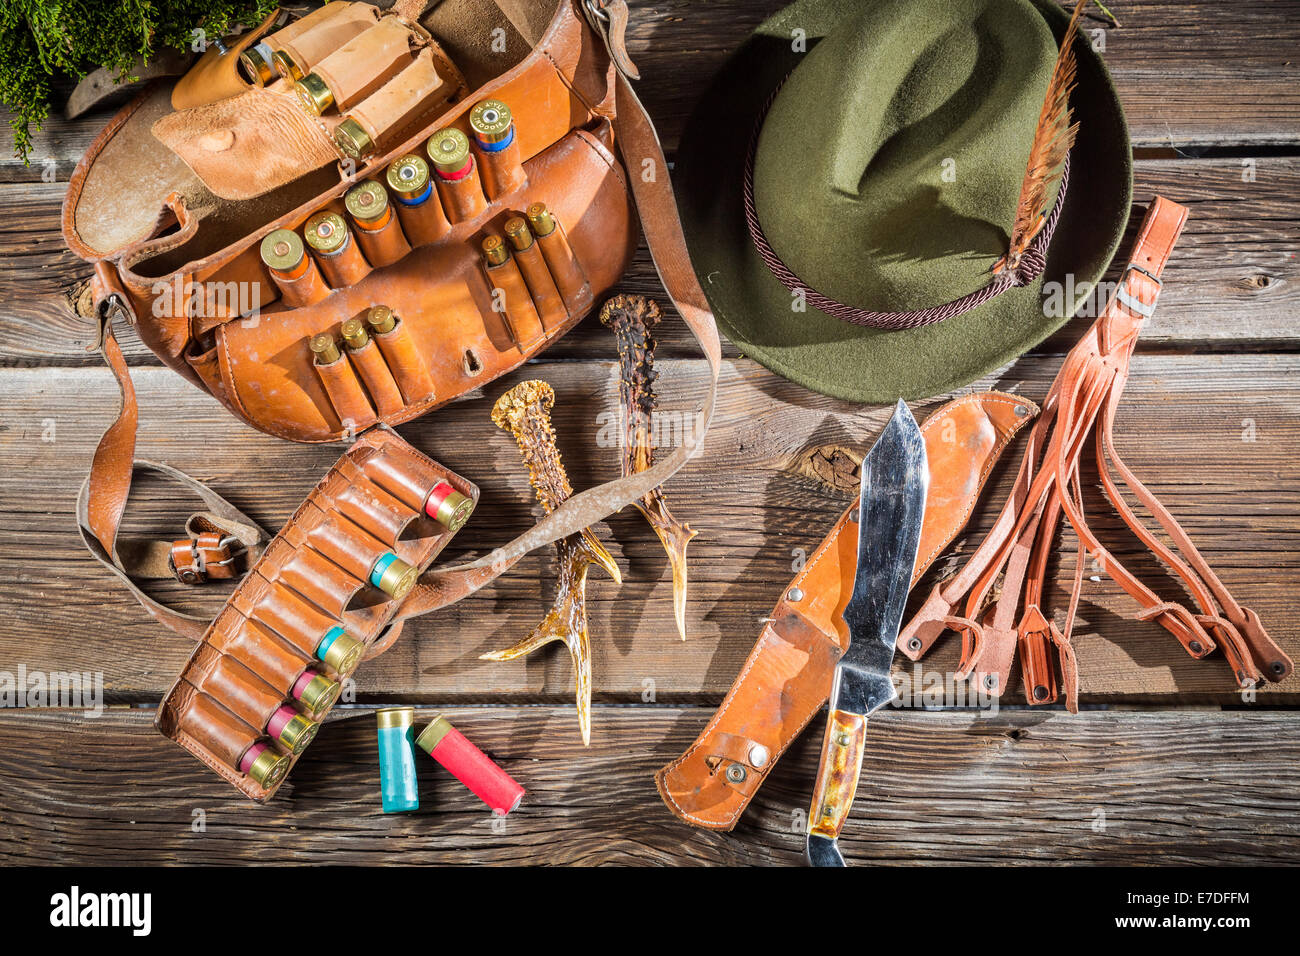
[1,0,1297,865]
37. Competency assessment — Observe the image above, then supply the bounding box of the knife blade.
[805,399,928,867]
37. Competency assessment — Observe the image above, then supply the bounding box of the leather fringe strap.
[898,197,1294,710]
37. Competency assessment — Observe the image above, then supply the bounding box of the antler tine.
[600,293,699,640]
[484,379,620,745]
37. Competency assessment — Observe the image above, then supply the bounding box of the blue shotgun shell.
[376,707,420,813]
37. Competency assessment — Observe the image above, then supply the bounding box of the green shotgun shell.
[376,707,419,813]
[316,625,364,673]
[369,552,417,600]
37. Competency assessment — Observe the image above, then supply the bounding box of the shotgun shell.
[309,332,341,365]
[267,703,319,754]
[375,707,420,813]
[294,71,334,115]
[273,46,306,81]
[341,317,369,350]
[415,715,525,815]
[344,181,390,228]
[525,202,556,238]
[304,211,349,256]
[260,229,308,277]
[334,117,374,160]
[503,216,533,251]
[366,304,397,334]
[292,668,340,714]
[239,42,277,86]
[240,742,290,789]
[468,99,514,150]
[369,552,418,600]
[427,128,473,179]
[423,480,474,532]
[316,624,364,673]
[482,234,509,267]
[386,155,433,206]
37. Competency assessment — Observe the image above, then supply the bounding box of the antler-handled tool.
[805,400,928,867]
[600,293,698,640]
[482,380,622,745]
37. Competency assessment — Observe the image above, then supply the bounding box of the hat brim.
[676,0,1133,402]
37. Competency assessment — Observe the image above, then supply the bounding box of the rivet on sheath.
[787,587,804,603]
[1033,685,1049,701]
[982,673,998,691]
[1272,661,1286,676]
[835,732,851,747]
[850,508,859,523]
[907,637,922,652]
[1014,404,1029,417]
[1189,641,1204,655]
[821,804,835,819]
[748,744,769,768]
[725,764,747,784]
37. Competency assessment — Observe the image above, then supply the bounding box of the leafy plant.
[1,1,278,162]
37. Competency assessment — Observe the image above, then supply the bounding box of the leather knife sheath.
[655,391,1038,830]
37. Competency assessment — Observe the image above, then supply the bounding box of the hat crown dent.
[753,0,1061,315]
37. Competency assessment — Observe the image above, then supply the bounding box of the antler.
[482,380,621,745]
[600,294,698,640]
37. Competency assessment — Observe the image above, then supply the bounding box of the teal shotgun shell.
[376,707,419,813]
[370,552,417,600]
[316,625,364,673]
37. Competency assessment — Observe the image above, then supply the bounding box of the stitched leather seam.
[914,393,1034,575]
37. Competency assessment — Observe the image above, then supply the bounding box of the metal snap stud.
[725,764,747,784]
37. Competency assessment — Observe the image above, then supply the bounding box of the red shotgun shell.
[423,481,473,532]
[415,715,524,814]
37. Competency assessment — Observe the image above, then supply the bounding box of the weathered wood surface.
[2,158,1297,365]
[1,355,1295,706]
[2,0,1296,189]
[1,707,1296,865]
[0,0,1297,866]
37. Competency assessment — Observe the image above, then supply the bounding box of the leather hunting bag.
[60,0,723,798]
[64,0,721,638]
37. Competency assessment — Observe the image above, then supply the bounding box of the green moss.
[1,1,278,162]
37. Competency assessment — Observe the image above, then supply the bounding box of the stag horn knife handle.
[600,293,698,639]
[806,708,868,867]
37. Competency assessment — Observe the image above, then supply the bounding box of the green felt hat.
[676,0,1132,401]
